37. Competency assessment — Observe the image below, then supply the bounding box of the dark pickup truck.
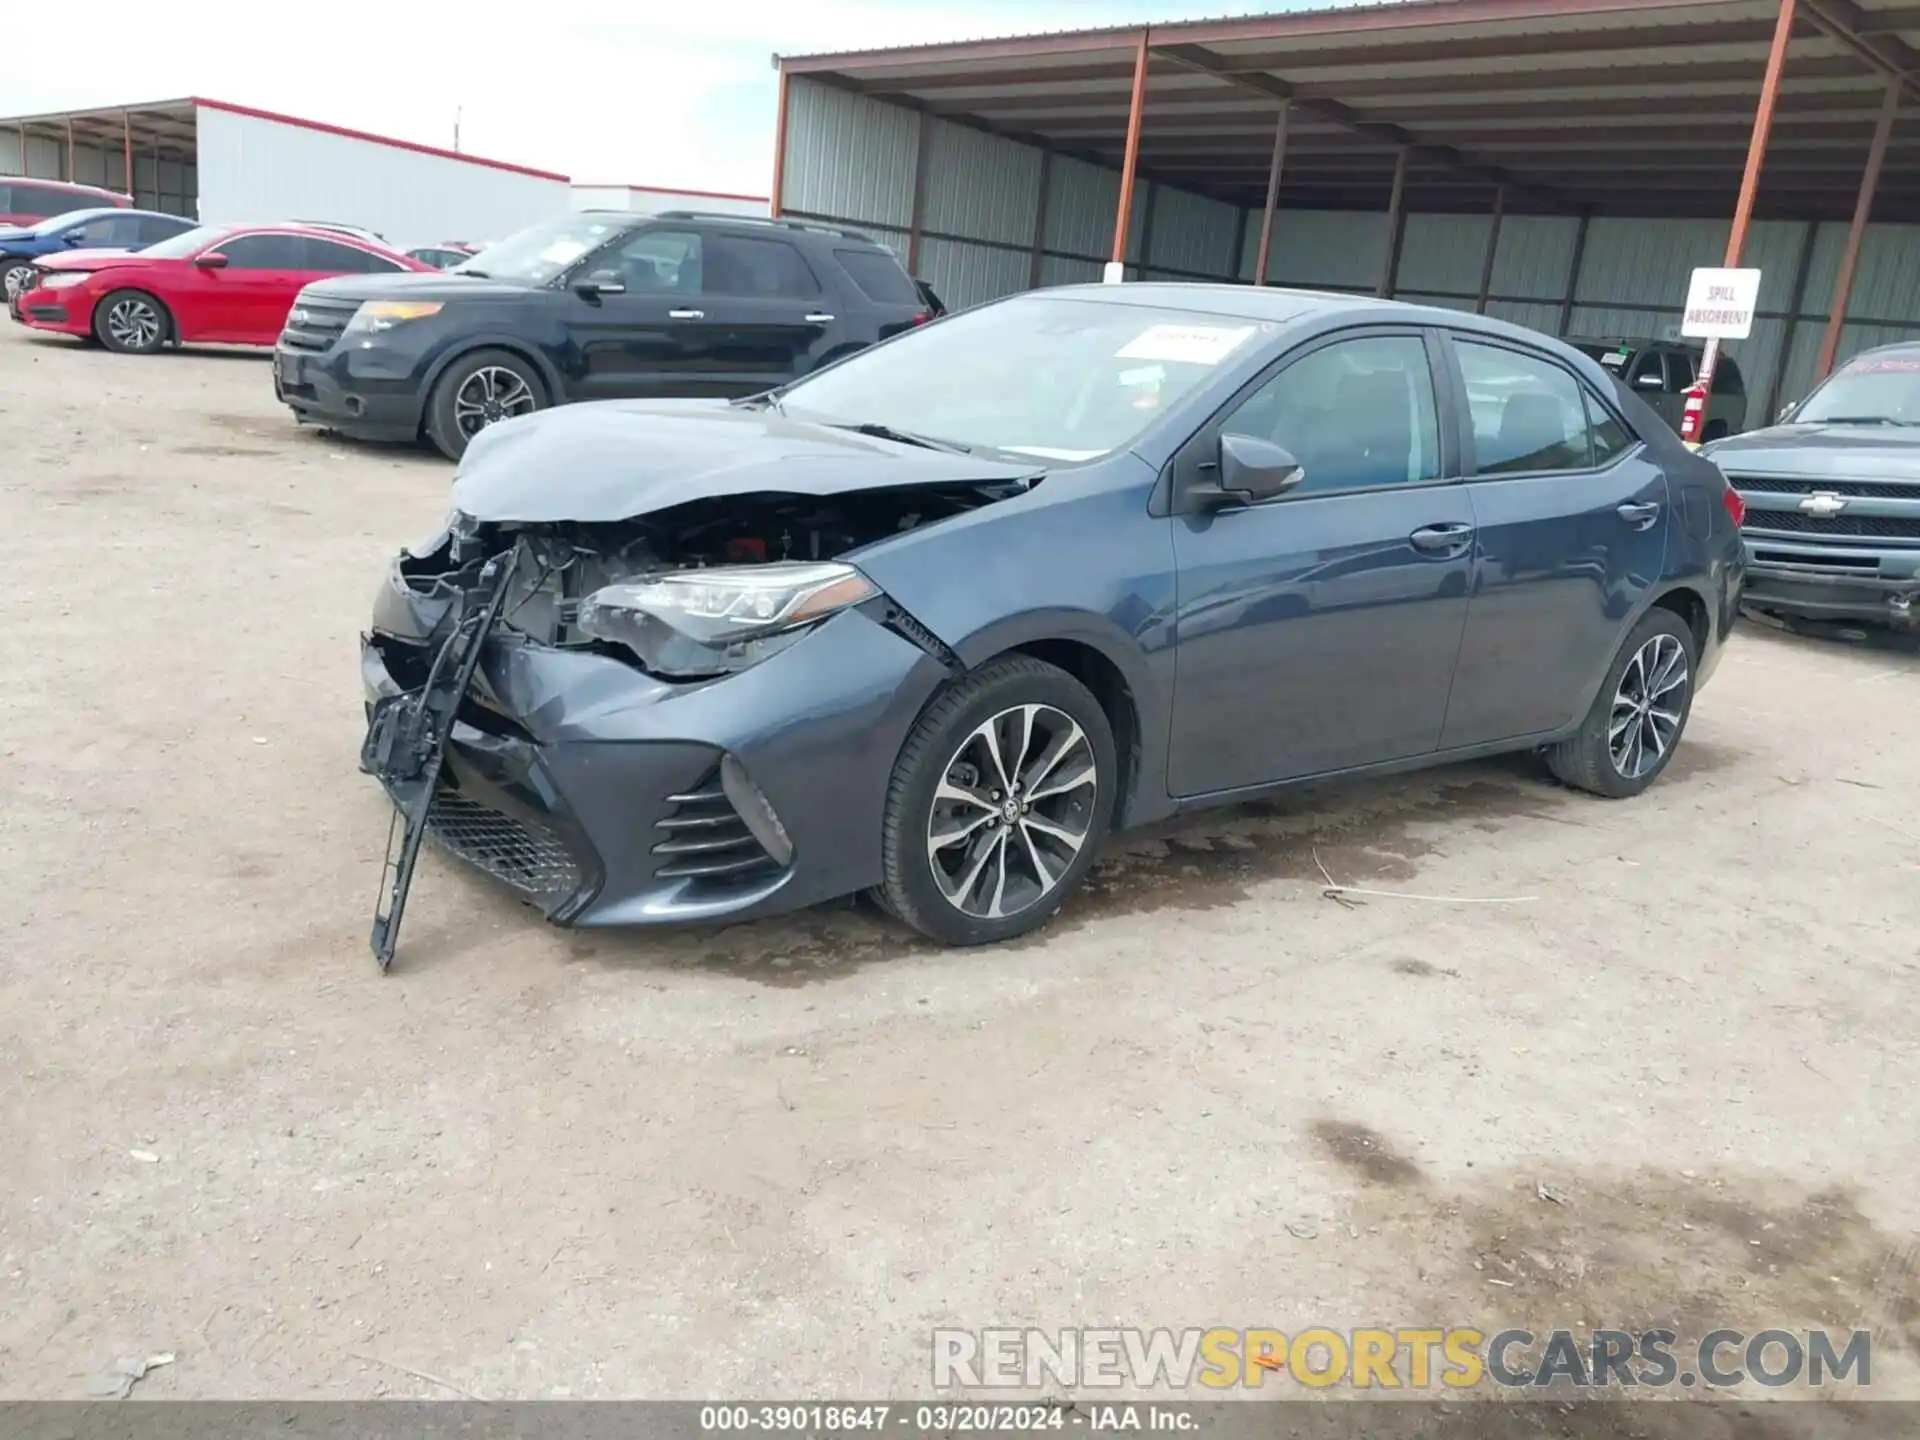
[1704,341,1920,630]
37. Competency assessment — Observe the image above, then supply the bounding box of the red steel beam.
[1726,0,1800,270]
[1477,184,1506,314]
[1253,102,1289,287]
[770,68,792,217]
[122,111,132,200]
[1817,77,1900,380]
[1111,30,1151,269]
[1379,148,1409,298]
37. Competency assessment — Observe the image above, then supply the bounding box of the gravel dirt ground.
[1,321,1917,1418]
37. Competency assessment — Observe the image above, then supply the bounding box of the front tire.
[93,289,170,354]
[1547,608,1698,798]
[873,655,1117,946]
[1,260,36,305]
[424,349,545,461]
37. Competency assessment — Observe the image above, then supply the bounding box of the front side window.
[778,295,1278,460]
[216,234,306,270]
[1716,356,1746,396]
[1458,341,1596,475]
[1222,334,1442,494]
[613,230,703,294]
[1793,350,1920,425]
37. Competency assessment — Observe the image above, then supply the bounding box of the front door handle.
[803,312,835,323]
[668,308,704,319]
[1616,501,1661,530]
[1409,522,1475,554]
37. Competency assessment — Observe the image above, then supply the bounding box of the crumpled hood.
[1705,424,1920,483]
[451,399,1042,523]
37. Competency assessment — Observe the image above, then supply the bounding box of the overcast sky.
[8,1,1291,195]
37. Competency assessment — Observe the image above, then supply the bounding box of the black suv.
[273,211,934,459]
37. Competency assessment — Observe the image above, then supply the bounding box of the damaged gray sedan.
[361,284,1743,966]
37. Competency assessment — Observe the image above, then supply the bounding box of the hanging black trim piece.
[362,544,519,971]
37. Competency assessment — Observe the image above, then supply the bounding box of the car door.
[190,232,305,342]
[695,231,841,385]
[562,228,729,401]
[1438,335,1669,748]
[1167,328,1474,796]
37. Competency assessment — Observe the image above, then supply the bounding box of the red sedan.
[16,222,432,353]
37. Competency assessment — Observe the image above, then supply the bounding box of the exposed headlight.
[577,561,877,677]
[404,510,456,559]
[344,300,444,335]
[39,271,88,290]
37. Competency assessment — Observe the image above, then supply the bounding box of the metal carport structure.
[772,0,1920,418]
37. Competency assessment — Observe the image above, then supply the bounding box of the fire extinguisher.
[1678,384,1708,446]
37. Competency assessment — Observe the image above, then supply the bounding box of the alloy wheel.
[926,703,1097,919]
[452,365,537,438]
[1609,632,1689,780]
[2,267,31,301]
[105,297,161,350]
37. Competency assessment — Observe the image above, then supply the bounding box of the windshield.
[29,208,117,236]
[1794,352,1920,425]
[136,225,230,260]
[452,216,627,283]
[776,296,1274,459]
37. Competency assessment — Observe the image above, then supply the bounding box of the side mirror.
[1777,402,1797,424]
[576,269,625,296]
[194,252,229,270]
[62,231,87,246]
[1200,432,1306,509]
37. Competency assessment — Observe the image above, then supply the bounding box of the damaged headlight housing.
[576,561,877,678]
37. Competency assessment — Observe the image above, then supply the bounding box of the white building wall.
[569,185,767,218]
[193,104,569,248]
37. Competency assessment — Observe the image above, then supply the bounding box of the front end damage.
[360,483,1014,966]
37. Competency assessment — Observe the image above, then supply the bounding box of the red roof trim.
[573,182,770,203]
[190,98,570,183]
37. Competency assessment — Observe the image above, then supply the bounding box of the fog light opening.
[720,753,794,868]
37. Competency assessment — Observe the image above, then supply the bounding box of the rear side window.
[219,234,307,269]
[1717,357,1746,396]
[139,216,192,245]
[1457,340,1599,475]
[301,238,401,273]
[834,247,920,306]
[705,234,819,298]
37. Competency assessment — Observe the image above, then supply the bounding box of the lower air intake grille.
[653,772,779,881]
[428,790,582,897]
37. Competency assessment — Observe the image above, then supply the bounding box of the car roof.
[1845,339,1920,361]
[11,177,122,194]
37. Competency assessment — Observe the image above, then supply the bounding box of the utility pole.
[453,107,462,153]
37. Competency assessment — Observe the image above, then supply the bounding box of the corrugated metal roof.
[777,0,1920,222]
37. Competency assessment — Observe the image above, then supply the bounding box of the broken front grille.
[279,298,360,353]
[652,773,779,882]
[428,789,583,898]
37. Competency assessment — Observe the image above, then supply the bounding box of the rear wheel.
[424,349,545,460]
[1546,608,1697,798]
[872,655,1116,946]
[93,289,170,355]
[1,260,36,304]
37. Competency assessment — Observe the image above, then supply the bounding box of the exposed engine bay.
[396,484,1023,651]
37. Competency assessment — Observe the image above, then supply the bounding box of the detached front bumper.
[362,557,949,929]
[1741,539,1920,628]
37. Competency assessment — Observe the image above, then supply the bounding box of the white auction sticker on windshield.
[1116,324,1257,365]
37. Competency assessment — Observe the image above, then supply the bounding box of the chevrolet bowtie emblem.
[1799,492,1848,518]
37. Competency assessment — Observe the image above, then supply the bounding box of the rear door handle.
[668,308,704,319]
[1409,522,1475,554]
[1616,501,1661,530]
[804,312,835,323]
